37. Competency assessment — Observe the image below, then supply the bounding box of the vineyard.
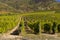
[0,13,20,33]
[0,11,60,34]
[0,11,60,40]
[0,0,60,40]
[20,11,60,35]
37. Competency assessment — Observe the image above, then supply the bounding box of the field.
[0,11,60,40]
[21,11,60,34]
[20,11,60,40]
[0,11,60,34]
[0,13,20,33]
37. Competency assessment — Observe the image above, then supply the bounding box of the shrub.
[57,24,60,32]
[52,22,57,34]
[44,23,50,33]
[33,21,39,34]
[28,22,34,30]
[28,21,39,34]
[0,14,20,33]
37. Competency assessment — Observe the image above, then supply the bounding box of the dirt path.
[0,34,22,40]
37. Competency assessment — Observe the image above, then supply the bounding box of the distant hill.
[0,2,16,12]
[0,0,60,13]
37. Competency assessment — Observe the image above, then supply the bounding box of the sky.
[56,0,60,2]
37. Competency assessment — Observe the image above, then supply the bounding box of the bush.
[28,21,39,34]
[44,23,50,33]
[57,24,60,32]
[52,22,57,34]
[0,14,20,33]
[28,22,34,30]
[33,21,39,34]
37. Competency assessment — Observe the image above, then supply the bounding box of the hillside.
[0,2,16,12]
[0,0,60,13]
